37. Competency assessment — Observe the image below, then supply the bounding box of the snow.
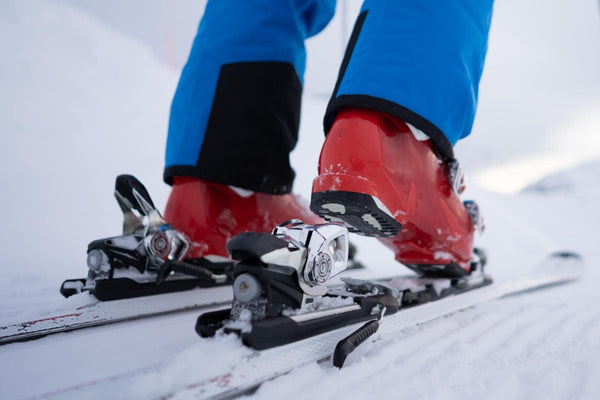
[0,0,599,399]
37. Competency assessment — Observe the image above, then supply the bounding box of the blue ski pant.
[164,0,494,193]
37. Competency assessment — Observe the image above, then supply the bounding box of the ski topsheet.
[0,285,232,345]
[31,252,582,400]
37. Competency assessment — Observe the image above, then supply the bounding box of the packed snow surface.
[1,0,599,399]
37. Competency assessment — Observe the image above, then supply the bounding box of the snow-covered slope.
[0,0,599,399]
[0,0,176,319]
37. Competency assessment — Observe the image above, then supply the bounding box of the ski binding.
[196,219,491,366]
[60,175,233,301]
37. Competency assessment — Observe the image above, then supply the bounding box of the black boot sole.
[310,191,402,237]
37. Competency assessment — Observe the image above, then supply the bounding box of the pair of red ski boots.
[164,109,482,277]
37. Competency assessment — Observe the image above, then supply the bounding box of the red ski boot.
[164,177,322,259]
[311,109,482,277]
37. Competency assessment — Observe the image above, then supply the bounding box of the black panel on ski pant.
[164,61,301,194]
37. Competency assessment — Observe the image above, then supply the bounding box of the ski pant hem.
[325,94,454,161]
[163,165,294,195]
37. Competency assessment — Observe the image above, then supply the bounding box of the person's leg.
[164,0,336,258]
[312,0,492,275]
[165,0,336,193]
[325,0,492,159]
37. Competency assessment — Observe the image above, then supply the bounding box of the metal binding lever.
[271,220,349,296]
[113,174,190,263]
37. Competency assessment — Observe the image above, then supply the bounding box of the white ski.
[30,252,582,400]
